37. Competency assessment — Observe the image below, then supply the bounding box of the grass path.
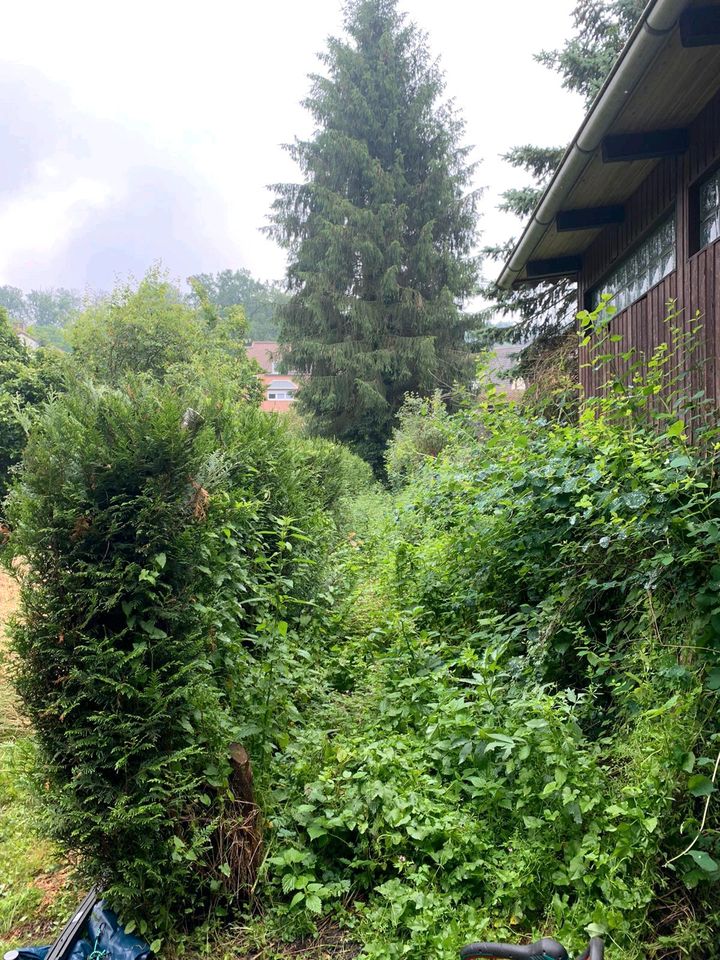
[0,567,78,951]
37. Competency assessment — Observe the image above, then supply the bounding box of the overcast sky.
[0,0,585,296]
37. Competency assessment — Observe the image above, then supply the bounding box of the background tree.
[0,308,68,501]
[25,288,82,329]
[482,0,646,352]
[0,285,82,351]
[268,0,480,467]
[0,286,29,326]
[69,267,261,402]
[188,269,288,341]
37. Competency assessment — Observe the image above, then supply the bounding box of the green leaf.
[305,894,323,914]
[688,774,715,797]
[149,940,162,955]
[686,849,719,872]
[666,419,685,438]
[707,669,720,692]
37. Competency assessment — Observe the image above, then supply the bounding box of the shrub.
[3,381,240,934]
[385,391,459,487]
[67,267,261,403]
[1,356,368,935]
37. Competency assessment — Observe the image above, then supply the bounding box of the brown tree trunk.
[215,742,263,904]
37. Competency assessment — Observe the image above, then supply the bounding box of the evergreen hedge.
[2,378,369,935]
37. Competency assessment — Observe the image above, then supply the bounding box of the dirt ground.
[0,567,24,735]
[0,566,18,641]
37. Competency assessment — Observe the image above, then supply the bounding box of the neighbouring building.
[14,329,40,351]
[486,342,528,400]
[246,341,300,413]
[497,0,720,401]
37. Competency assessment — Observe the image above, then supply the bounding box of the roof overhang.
[497,0,720,288]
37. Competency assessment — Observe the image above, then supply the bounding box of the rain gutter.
[496,0,689,289]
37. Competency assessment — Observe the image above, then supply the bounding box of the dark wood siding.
[578,87,720,402]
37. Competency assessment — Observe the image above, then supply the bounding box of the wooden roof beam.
[525,256,582,280]
[555,205,625,232]
[680,5,720,46]
[601,128,689,162]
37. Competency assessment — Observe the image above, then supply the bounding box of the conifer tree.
[269,0,479,466]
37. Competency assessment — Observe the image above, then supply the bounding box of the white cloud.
[0,0,585,290]
[0,176,112,274]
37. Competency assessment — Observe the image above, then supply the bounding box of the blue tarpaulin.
[5,902,151,960]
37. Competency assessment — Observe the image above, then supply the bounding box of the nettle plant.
[578,296,715,439]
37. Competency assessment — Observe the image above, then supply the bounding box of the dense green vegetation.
[0,266,375,944]
[67,268,262,397]
[188,270,288,342]
[269,0,479,468]
[3,301,720,959]
[213,311,719,959]
[3,377,370,941]
[3,3,720,958]
[0,309,68,500]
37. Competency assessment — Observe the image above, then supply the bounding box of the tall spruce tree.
[269,0,479,467]
[483,0,646,353]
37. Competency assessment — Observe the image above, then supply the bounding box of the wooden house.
[498,0,720,399]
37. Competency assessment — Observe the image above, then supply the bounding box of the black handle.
[460,938,569,960]
[577,939,604,960]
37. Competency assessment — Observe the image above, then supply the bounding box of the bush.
[3,382,238,934]
[1,377,353,935]
[385,391,459,487]
[67,267,261,403]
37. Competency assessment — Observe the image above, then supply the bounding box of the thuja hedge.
[1,378,369,934]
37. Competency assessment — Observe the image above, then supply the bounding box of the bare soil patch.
[0,567,18,641]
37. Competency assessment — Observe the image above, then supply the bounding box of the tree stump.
[215,742,263,904]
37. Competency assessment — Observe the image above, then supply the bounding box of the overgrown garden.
[3,296,720,958]
[3,1,720,957]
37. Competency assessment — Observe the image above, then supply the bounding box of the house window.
[591,212,675,312]
[698,167,720,249]
[267,390,295,401]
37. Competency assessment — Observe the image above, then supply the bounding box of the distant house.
[486,343,527,400]
[14,329,40,351]
[497,0,720,401]
[246,341,300,413]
